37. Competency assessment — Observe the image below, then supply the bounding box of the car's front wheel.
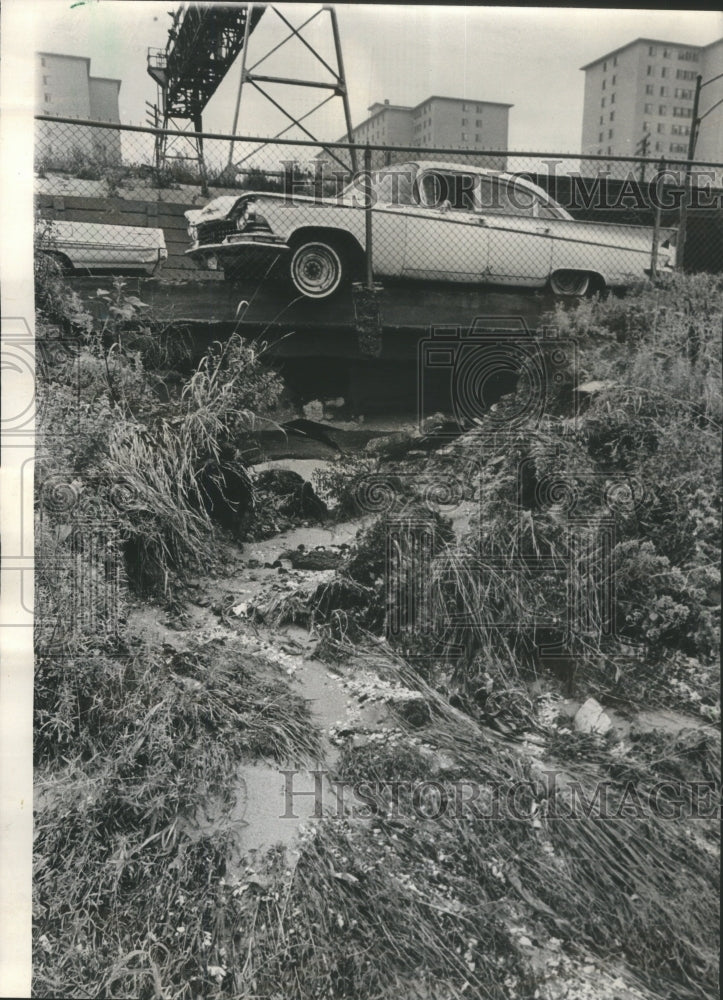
[289,239,345,299]
[549,270,591,296]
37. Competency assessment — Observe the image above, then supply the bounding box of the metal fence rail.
[35,114,723,286]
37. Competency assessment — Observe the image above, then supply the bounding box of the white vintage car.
[184,161,676,299]
[37,220,168,276]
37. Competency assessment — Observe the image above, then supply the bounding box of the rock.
[283,547,343,571]
[254,468,328,519]
[364,431,415,458]
[576,380,615,396]
[195,447,254,536]
[422,412,447,433]
[573,697,612,735]
[302,399,325,421]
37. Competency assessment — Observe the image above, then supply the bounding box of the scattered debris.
[573,697,613,735]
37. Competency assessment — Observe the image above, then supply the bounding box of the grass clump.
[35,256,284,596]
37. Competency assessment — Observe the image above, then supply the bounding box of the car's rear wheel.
[289,239,345,299]
[549,270,590,296]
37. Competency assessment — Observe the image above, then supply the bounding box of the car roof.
[402,160,542,191]
[395,160,570,211]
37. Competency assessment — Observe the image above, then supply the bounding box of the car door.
[401,169,489,283]
[481,177,554,287]
[365,166,414,278]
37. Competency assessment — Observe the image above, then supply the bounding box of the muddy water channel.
[129,461,395,871]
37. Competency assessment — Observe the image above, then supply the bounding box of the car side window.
[417,172,478,212]
[478,177,536,217]
[374,168,415,205]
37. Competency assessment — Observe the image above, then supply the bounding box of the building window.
[607,145,611,154]
[41,56,46,66]
[475,133,481,142]
[659,105,667,115]
[644,103,653,113]
[673,106,692,118]
[602,79,606,90]
[610,111,614,121]
[603,60,607,71]
[461,117,468,125]
[612,74,616,84]
[657,123,665,133]
[661,67,667,78]
[677,69,696,80]
[608,128,613,139]
[678,50,699,62]
[462,102,468,111]
[601,97,606,107]
[663,49,671,58]
[655,141,662,152]
[476,104,482,113]
[671,123,690,136]
[645,84,654,95]
[647,65,653,76]
[599,131,603,143]
[610,93,615,104]
[613,56,617,66]
[461,132,468,141]
[675,87,693,100]
[648,45,656,56]
[43,75,48,84]
[475,118,482,127]
[660,86,667,97]
[670,142,688,154]
[642,121,650,132]
[44,93,51,102]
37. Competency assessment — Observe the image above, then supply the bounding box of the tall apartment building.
[580,37,723,173]
[317,95,512,172]
[36,52,122,167]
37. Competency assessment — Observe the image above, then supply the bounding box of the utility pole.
[676,74,702,270]
[635,132,650,184]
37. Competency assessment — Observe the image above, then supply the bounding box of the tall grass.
[33,640,320,999]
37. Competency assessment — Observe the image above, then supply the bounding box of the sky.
[25,2,723,153]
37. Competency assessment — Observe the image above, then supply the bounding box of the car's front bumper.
[186,234,289,269]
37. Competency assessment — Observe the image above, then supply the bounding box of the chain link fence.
[35,114,723,289]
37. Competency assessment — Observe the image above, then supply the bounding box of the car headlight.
[236,202,257,230]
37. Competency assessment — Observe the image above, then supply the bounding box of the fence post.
[364,145,373,289]
[650,157,664,280]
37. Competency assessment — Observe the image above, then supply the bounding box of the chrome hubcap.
[292,244,341,296]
